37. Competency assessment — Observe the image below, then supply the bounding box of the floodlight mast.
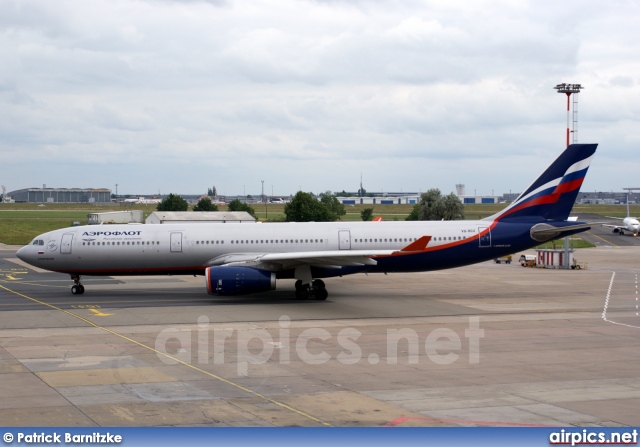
[554,83,583,147]
[553,83,584,270]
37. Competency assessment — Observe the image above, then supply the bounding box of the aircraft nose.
[16,246,27,261]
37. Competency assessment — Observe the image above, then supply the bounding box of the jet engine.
[205,266,276,296]
[612,228,621,234]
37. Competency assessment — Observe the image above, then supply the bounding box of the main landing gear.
[70,274,85,295]
[295,279,328,300]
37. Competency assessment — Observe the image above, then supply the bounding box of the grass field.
[0,202,633,246]
[533,237,595,249]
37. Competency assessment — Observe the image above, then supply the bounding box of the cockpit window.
[31,239,44,246]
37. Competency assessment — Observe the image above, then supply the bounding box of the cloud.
[1,0,639,195]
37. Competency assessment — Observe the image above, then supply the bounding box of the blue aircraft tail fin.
[487,143,598,222]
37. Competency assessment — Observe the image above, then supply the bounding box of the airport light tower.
[554,83,583,147]
[554,83,584,269]
[623,188,640,205]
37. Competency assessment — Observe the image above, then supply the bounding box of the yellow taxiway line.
[0,283,331,427]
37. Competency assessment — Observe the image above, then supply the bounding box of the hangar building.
[8,188,112,203]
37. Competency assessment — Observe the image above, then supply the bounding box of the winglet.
[400,235,431,252]
[373,216,383,222]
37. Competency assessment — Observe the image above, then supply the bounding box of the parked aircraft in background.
[17,143,598,300]
[122,196,162,204]
[603,201,640,236]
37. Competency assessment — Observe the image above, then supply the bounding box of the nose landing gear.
[70,274,85,295]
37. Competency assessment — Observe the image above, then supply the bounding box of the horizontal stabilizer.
[530,222,593,242]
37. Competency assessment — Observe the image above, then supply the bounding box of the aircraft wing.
[602,224,622,229]
[604,216,625,220]
[206,236,432,270]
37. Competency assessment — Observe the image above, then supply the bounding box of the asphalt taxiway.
[577,213,640,248]
[1,238,640,427]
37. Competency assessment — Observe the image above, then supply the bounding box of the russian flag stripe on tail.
[553,177,585,195]
[487,144,598,222]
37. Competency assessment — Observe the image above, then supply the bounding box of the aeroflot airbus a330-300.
[17,143,598,300]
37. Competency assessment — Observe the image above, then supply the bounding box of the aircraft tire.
[314,288,328,300]
[313,279,325,289]
[71,285,80,294]
[295,287,309,300]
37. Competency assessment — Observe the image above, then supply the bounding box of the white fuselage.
[622,217,640,235]
[17,220,496,275]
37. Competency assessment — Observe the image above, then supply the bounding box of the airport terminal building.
[8,188,112,203]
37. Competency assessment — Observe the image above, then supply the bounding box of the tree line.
[155,188,463,222]
[157,194,256,218]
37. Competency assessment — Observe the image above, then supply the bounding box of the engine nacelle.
[206,266,276,296]
[612,228,621,234]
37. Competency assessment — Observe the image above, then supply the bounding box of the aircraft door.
[170,232,183,253]
[61,233,74,254]
[478,227,491,247]
[338,230,351,250]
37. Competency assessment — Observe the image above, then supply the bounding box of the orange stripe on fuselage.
[372,221,498,258]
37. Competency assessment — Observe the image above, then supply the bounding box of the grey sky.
[1,0,638,197]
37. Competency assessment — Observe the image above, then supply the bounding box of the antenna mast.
[554,83,583,147]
